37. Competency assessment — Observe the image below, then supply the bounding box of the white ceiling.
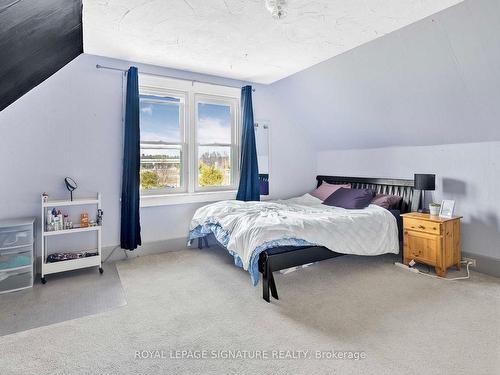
[83,0,463,84]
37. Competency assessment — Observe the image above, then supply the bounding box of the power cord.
[416,260,471,280]
[395,260,472,281]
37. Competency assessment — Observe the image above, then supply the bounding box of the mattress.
[189,193,399,285]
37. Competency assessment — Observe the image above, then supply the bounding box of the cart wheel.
[41,277,47,284]
[99,267,104,274]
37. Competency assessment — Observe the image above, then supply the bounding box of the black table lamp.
[414,174,435,213]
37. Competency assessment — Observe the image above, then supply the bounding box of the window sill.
[140,190,237,207]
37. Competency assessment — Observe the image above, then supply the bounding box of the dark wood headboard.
[316,175,420,213]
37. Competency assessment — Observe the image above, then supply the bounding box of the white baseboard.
[34,239,499,279]
[101,237,189,263]
[462,251,500,278]
[35,237,189,276]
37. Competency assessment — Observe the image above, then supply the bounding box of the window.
[139,93,186,194]
[138,75,239,204]
[195,96,237,191]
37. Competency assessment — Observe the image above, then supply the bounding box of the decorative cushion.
[371,194,402,209]
[310,182,351,201]
[322,188,375,209]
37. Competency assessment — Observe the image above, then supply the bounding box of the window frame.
[193,94,240,193]
[138,87,188,195]
[137,74,240,205]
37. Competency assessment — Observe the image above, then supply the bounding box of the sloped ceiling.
[83,0,463,84]
[0,0,83,111]
[270,0,500,150]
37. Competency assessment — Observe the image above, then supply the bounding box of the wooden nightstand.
[401,212,462,277]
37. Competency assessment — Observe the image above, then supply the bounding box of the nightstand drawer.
[404,230,438,264]
[403,218,441,235]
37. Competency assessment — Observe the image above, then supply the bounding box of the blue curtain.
[236,85,260,201]
[120,67,142,250]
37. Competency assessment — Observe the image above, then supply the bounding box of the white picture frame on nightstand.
[439,200,455,218]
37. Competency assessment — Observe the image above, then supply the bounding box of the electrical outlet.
[462,257,476,267]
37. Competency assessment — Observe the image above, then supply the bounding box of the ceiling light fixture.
[265,0,287,20]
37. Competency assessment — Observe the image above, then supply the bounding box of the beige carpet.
[0,263,126,336]
[0,246,499,375]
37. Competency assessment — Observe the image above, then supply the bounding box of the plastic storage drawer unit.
[0,218,35,294]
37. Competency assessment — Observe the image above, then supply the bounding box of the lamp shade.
[414,174,435,190]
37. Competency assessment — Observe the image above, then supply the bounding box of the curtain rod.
[95,64,255,92]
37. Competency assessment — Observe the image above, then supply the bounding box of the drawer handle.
[418,225,425,229]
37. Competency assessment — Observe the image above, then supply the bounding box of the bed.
[189,175,420,302]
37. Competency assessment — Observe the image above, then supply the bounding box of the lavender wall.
[3,0,498,270]
[317,143,500,260]
[271,0,500,150]
[252,84,317,199]
[270,0,500,262]
[0,53,315,258]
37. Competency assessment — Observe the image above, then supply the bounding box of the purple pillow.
[371,194,402,209]
[323,188,375,209]
[310,182,351,201]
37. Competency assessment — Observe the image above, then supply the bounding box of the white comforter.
[190,194,399,271]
